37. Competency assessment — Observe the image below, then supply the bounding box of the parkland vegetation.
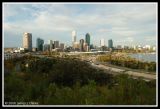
[97,53,156,72]
[4,56,156,105]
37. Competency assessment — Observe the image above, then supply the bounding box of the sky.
[3,3,157,48]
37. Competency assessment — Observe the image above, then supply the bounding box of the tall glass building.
[108,39,113,48]
[85,33,90,46]
[36,38,44,51]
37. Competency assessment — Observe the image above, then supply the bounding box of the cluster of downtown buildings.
[23,32,65,52]
[71,30,113,52]
[5,30,156,54]
[21,30,114,53]
[4,31,156,60]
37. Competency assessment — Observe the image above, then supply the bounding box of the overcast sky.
[3,3,157,47]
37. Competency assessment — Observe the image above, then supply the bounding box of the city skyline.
[3,3,157,47]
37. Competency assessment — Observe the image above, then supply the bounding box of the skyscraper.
[60,43,64,50]
[43,43,50,51]
[108,39,113,48]
[79,39,84,52]
[72,30,76,46]
[100,39,105,47]
[23,32,32,51]
[85,33,90,46]
[48,40,53,51]
[36,38,44,51]
[54,41,59,48]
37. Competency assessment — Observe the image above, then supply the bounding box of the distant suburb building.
[79,39,84,52]
[83,42,88,52]
[73,41,79,51]
[23,32,32,51]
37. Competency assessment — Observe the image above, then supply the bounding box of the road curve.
[91,63,156,81]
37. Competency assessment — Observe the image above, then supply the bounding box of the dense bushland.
[4,56,156,105]
[97,54,156,72]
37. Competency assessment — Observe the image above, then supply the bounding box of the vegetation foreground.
[97,53,156,72]
[4,56,156,105]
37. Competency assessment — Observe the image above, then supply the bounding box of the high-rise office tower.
[85,33,90,46]
[60,43,64,50]
[100,39,105,47]
[72,30,76,46]
[23,32,32,51]
[79,39,84,52]
[36,38,44,51]
[48,40,53,51]
[54,41,59,48]
[43,43,50,51]
[108,39,113,48]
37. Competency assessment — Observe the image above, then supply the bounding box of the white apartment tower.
[100,38,105,47]
[72,30,76,46]
[23,32,32,51]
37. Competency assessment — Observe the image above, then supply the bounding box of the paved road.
[81,55,156,81]
[91,63,156,81]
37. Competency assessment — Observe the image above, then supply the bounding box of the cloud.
[145,36,156,41]
[114,37,134,46]
[3,3,157,47]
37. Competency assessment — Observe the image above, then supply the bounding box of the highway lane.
[90,62,156,81]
